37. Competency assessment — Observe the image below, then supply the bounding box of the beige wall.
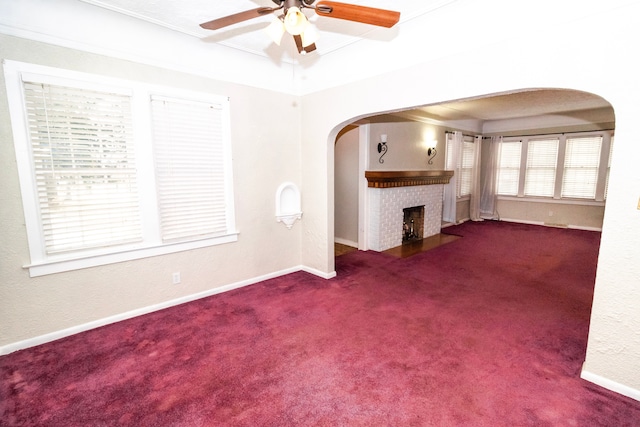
[367,121,447,171]
[0,35,303,349]
[497,199,604,230]
[334,126,359,245]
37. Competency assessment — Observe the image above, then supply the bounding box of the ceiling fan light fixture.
[283,6,308,35]
[301,25,318,48]
[265,16,286,45]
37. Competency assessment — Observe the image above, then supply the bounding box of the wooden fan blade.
[315,1,400,28]
[293,35,317,54]
[200,7,278,30]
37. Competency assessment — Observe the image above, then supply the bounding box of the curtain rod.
[445,130,478,139]
[447,129,614,139]
[493,129,614,138]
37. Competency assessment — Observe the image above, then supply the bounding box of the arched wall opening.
[333,88,614,257]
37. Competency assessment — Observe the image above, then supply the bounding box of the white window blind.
[524,138,558,197]
[150,96,229,242]
[459,140,475,197]
[446,134,475,198]
[23,81,142,254]
[562,136,602,199]
[496,141,521,196]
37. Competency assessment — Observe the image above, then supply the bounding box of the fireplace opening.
[402,205,425,243]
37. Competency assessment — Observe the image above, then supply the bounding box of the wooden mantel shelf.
[365,170,454,188]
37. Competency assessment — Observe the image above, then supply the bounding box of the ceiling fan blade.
[200,7,278,31]
[293,35,317,54]
[314,1,400,28]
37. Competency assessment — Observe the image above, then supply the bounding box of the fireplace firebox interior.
[403,205,425,243]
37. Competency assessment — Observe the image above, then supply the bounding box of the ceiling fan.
[199,0,401,54]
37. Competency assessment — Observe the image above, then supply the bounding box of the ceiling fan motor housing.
[271,0,316,7]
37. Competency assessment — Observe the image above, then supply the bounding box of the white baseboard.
[498,218,602,232]
[0,264,334,356]
[334,237,358,248]
[581,369,640,402]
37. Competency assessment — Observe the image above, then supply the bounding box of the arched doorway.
[333,88,614,257]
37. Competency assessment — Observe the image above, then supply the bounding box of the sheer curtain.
[479,136,501,219]
[442,131,462,224]
[469,135,483,221]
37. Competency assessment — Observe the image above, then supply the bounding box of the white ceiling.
[78,0,455,59]
[7,0,613,128]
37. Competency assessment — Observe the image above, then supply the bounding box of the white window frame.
[496,131,612,204]
[4,60,237,277]
[496,140,522,196]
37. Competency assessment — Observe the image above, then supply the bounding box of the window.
[496,132,612,202]
[562,136,602,199]
[23,81,142,255]
[524,138,559,197]
[445,133,476,198]
[150,96,232,243]
[4,61,237,276]
[496,141,521,196]
[458,139,475,197]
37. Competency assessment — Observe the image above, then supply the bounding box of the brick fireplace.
[365,170,453,252]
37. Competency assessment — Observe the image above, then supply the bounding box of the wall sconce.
[378,134,388,164]
[426,140,437,165]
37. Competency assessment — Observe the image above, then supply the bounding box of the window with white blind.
[524,138,559,197]
[496,141,522,196]
[23,81,142,255]
[562,136,602,199]
[496,132,612,202]
[150,96,232,243]
[459,139,475,197]
[445,133,476,198]
[4,61,237,276]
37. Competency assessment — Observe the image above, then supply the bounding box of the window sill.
[24,232,239,277]
[497,195,605,207]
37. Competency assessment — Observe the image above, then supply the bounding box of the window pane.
[562,136,602,199]
[524,139,558,197]
[24,81,142,254]
[151,97,230,242]
[459,140,474,196]
[497,141,521,196]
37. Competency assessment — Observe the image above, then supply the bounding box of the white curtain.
[479,136,501,219]
[469,135,483,221]
[442,131,462,224]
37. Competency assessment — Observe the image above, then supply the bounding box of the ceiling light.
[283,7,308,35]
[300,25,318,48]
[264,16,285,45]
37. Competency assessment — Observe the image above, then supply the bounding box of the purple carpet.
[2,221,640,426]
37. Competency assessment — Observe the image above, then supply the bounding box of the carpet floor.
[2,220,640,426]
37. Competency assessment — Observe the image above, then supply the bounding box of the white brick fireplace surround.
[365,171,453,252]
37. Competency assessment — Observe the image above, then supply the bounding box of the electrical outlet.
[172,272,181,285]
